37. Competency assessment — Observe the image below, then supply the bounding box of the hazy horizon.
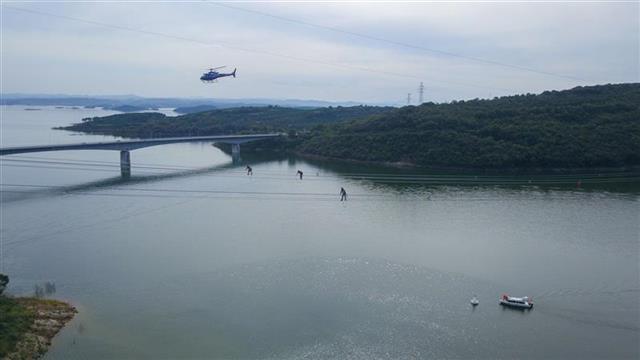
[4,81,637,108]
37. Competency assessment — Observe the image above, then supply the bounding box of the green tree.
[0,274,8,295]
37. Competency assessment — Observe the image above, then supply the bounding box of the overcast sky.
[1,1,638,104]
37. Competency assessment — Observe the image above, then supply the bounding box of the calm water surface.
[1,106,638,359]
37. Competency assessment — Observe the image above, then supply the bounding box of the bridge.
[0,134,280,177]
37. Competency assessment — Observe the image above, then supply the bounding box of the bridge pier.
[120,150,131,177]
[231,143,241,156]
[231,143,241,164]
[0,134,281,175]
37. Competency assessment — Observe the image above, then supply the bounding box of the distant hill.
[109,105,151,113]
[58,105,395,138]
[1,94,369,110]
[173,105,219,114]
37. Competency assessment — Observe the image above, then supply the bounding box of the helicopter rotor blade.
[207,66,226,71]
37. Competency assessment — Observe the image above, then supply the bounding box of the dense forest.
[296,83,640,169]
[60,83,640,170]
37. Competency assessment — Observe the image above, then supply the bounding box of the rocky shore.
[4,298,76,360]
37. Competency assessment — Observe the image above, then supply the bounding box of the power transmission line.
[212,2,587,82]
[0,183,399,197]
[5,154,197,171]
[3,5,516,92]
[5,154,636,179]
[2,157,637,183]
[2,178,634,215]
[1,156,637,184]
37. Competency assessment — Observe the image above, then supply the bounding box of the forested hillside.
[295,83,640,169]
[59,105,393,138]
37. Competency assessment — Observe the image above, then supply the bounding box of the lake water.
[1,106,638,359]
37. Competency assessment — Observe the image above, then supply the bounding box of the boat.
[499,294,533,309]
[470,296,479,306]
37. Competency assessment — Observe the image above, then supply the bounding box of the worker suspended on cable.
[297,170,303,180]
[340,187,347,201]
[246,166,253,176]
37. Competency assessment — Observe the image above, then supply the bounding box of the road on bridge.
[0,133,281,176]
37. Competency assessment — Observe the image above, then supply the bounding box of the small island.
[0,275,77,360]
[107,104,150,113]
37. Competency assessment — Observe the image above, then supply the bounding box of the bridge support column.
[120,150,131,177]
[231,143,241,164]
[231,143,241,156]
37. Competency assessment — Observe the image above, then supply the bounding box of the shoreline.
[42,128,640,178]
[222,145,640,178]
[293,151,640,176]
[3,297,77,360]
[211,143,640,177]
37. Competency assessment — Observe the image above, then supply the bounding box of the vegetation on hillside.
[59,105,394,138]
[295,83,639,169]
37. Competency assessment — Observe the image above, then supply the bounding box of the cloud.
[1,2,638,102]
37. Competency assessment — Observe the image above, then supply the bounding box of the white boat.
[470,296,479,306]
[499,294,533,309]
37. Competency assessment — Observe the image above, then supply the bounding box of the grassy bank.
[0,296,33,356]
[0,296,76,359]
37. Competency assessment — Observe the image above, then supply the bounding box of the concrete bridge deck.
[0,134,280,176]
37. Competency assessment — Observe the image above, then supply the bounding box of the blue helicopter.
[200,66,236,83]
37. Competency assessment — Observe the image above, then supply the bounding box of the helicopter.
[200,66,236,83]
